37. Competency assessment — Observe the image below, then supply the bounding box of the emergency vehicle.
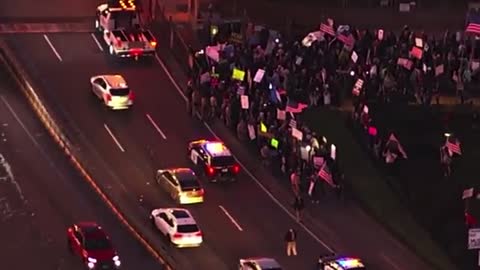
[188,140,240,182]
[95,0,157,58]
[316,255,366,270]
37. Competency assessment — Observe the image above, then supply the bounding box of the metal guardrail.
[0,39,175,270]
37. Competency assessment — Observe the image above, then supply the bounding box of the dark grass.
[302,107,459,270]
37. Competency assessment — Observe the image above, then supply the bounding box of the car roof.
[102,75,128,88]
[327,257,365,269]
[77,222,108,239]
[244,257,281,269]
[191,140,232,157]
[169,168,196,180]
[166,208,197,225]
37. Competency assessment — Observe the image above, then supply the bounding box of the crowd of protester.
[185,18,474,208]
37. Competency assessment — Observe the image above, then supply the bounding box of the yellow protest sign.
[260,122,267,133]
[270,138,279,149]
[232,68,245,81]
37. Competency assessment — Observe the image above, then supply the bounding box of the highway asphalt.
[2,31,434,270]
[0,59,162,269]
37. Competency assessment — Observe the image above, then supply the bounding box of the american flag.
[285,99,308,113]
[320,23,335,36]
[337,33,355,48]
[466,11,480,35]
[318,164,335,187]
[446,140,462,155]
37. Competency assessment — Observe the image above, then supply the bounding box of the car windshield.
[211,156,235,167]
[177,224,199,233]
[85,238,112,250]
[110,88,130,96]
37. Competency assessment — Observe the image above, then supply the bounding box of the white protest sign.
[415,37,423,48]
[351,51,358,63]
[327,18,334,26]
[378,29,384,41]
[435,65,444,76]
[247,124,256,140]
[254,69,265,83]
[291,128,303,140]
[472,61,480,71]
[399,2,410,12]
[463,188,474,199]
[469,228,480,250]
[241,95,249,109]
[277,109,286,120]
[295,56,303,65]
[331,144,336,160]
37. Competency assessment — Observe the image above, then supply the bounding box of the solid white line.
[381,253,402,270]
[219,205,243,232]
[145,113,167,139]
[43,34,63,62]
[155,55,335,253]
[103,124,125,152]
[90,33,104,51]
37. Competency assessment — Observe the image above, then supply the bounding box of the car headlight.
[87,257,97,263]
[113,256,121,267]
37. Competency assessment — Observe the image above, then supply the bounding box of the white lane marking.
[103,124,125,152]
[381,253,402,270]
[43,34,63,62]
[218,205,243,232]
[90,33,104,51]
[145,113,167,140]
[154,55,335,253]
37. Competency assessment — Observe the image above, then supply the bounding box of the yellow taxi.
[155,168,204,204]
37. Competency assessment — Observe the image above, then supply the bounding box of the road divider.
[218,205,243,232]
[104,123,126,152]
[146,113,167,140]
[43,34,63,62]
[0,40,174,270]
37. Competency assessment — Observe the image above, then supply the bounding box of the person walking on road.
[290,168,301,196]
[293,195,304,222]
[284,228,297,256]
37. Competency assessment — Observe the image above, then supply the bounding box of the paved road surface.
[0,60,162,270]
[2,30,433,270]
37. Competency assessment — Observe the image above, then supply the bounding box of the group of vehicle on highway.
[66,0,367,269]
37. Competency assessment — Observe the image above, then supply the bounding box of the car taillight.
[104,93,111,102]
[173,233,183,239]
[128,91,134,101]
[206,166,215,175]
[150,41,157,47]
[197,189,204,196]
[232,164,240,174]
[194,231,202,237]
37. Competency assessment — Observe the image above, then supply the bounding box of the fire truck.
[95,0,157,59]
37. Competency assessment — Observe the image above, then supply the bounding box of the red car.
[67,222,121,269]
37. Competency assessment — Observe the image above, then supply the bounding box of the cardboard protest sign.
[270,138,279,149]
[254,69,265,83]
[232,68,245,81]
[435,64,444,76]
[397,58,413,70]
[241,95,249,109]
[351,51,358,63]
[410,46,423,59]
[291,128,303,140]
[260,122,267,133]
[352,79,364,96]
[463,188,474,199]
[472,61,480,71]
[277,109,286,120]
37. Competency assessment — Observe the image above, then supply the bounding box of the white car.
[90,75,134,110]
[150,208,203,247]
[239,257,282,270]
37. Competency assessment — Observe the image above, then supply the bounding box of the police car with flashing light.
[316,254,366,270]
[188,140,240,182]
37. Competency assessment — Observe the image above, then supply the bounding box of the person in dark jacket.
[284,228,297,256]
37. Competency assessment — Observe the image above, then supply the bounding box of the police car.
[188,140,240,182]
[90,74,134,110]
[316,255,366,270]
